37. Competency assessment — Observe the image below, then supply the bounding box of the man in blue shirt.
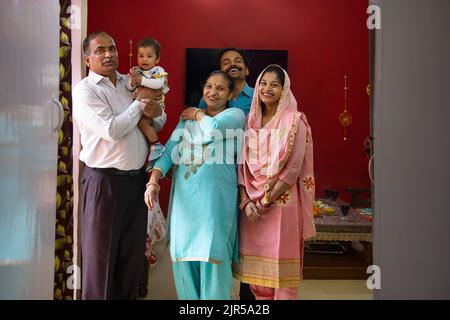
[199,48,254,116]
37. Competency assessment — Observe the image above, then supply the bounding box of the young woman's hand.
[255,199,270,215]
[243,201,261,223]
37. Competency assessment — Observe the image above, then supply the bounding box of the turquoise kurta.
[154,108,246,264]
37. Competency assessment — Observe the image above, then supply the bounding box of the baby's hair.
[137,38,161,58]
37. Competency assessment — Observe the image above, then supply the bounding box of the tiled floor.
[142,242,373,300]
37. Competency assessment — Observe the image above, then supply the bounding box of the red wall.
[88,0,371,208]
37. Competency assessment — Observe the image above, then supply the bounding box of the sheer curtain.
[0,0,60,299]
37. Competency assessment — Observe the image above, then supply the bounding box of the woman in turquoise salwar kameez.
[144,71,246,300]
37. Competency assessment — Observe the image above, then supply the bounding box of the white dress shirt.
[73,70,167,170]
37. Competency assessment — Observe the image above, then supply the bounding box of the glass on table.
[329,189,339,202]
[329,189,339,207]
[340,204,351,221]
[323,188,339,206]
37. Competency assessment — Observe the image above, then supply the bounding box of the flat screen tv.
[185,48,288,106]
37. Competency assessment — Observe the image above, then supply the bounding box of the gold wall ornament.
[366,84,371,96]
[339,75,352,141]
[129,39,133,68]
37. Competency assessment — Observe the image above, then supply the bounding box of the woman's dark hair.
[204,70,235,93]
[260,65,285,87]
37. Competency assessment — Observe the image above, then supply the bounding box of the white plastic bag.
[145,202,167,267]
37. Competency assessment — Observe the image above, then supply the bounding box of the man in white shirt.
[73,31,166,300]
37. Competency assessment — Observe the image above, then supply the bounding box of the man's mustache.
[226,65,242,73]
[102,58,116,65]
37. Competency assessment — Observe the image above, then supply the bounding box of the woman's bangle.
[259,198,270,208]
[194,109,204,121]
[239,198,252,211]
[146,182,160,192]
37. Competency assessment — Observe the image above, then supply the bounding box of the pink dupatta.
[239,65,316,240]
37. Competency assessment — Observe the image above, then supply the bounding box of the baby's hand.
[130,66,140,74]
[128,68,142,86]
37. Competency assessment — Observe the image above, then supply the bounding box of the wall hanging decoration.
[339,75,352,141]
[129,39,133,68]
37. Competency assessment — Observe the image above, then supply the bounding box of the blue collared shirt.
[198,83,254,116]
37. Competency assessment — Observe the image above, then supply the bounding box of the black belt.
[90,166,144,176]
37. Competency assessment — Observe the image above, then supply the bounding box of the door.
[372,0,450,299]
[0,0,61,299]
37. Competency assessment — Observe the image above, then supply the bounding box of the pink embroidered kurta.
[232,65,316,288]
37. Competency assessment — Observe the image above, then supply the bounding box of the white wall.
[70,0,88,300]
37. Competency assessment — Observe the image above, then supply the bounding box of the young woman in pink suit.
[233,65,316,300]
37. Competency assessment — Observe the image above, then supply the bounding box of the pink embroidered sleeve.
[278,119,307,186]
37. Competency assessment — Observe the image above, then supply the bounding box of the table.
[303,201,373,279]
[310,203,372,242]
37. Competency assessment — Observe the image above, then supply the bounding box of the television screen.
[185,48,288,107]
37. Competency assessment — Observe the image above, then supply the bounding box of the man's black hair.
[217,48,249,68]
[82,31,110,55]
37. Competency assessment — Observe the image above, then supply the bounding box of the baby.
[127,37,169,171]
